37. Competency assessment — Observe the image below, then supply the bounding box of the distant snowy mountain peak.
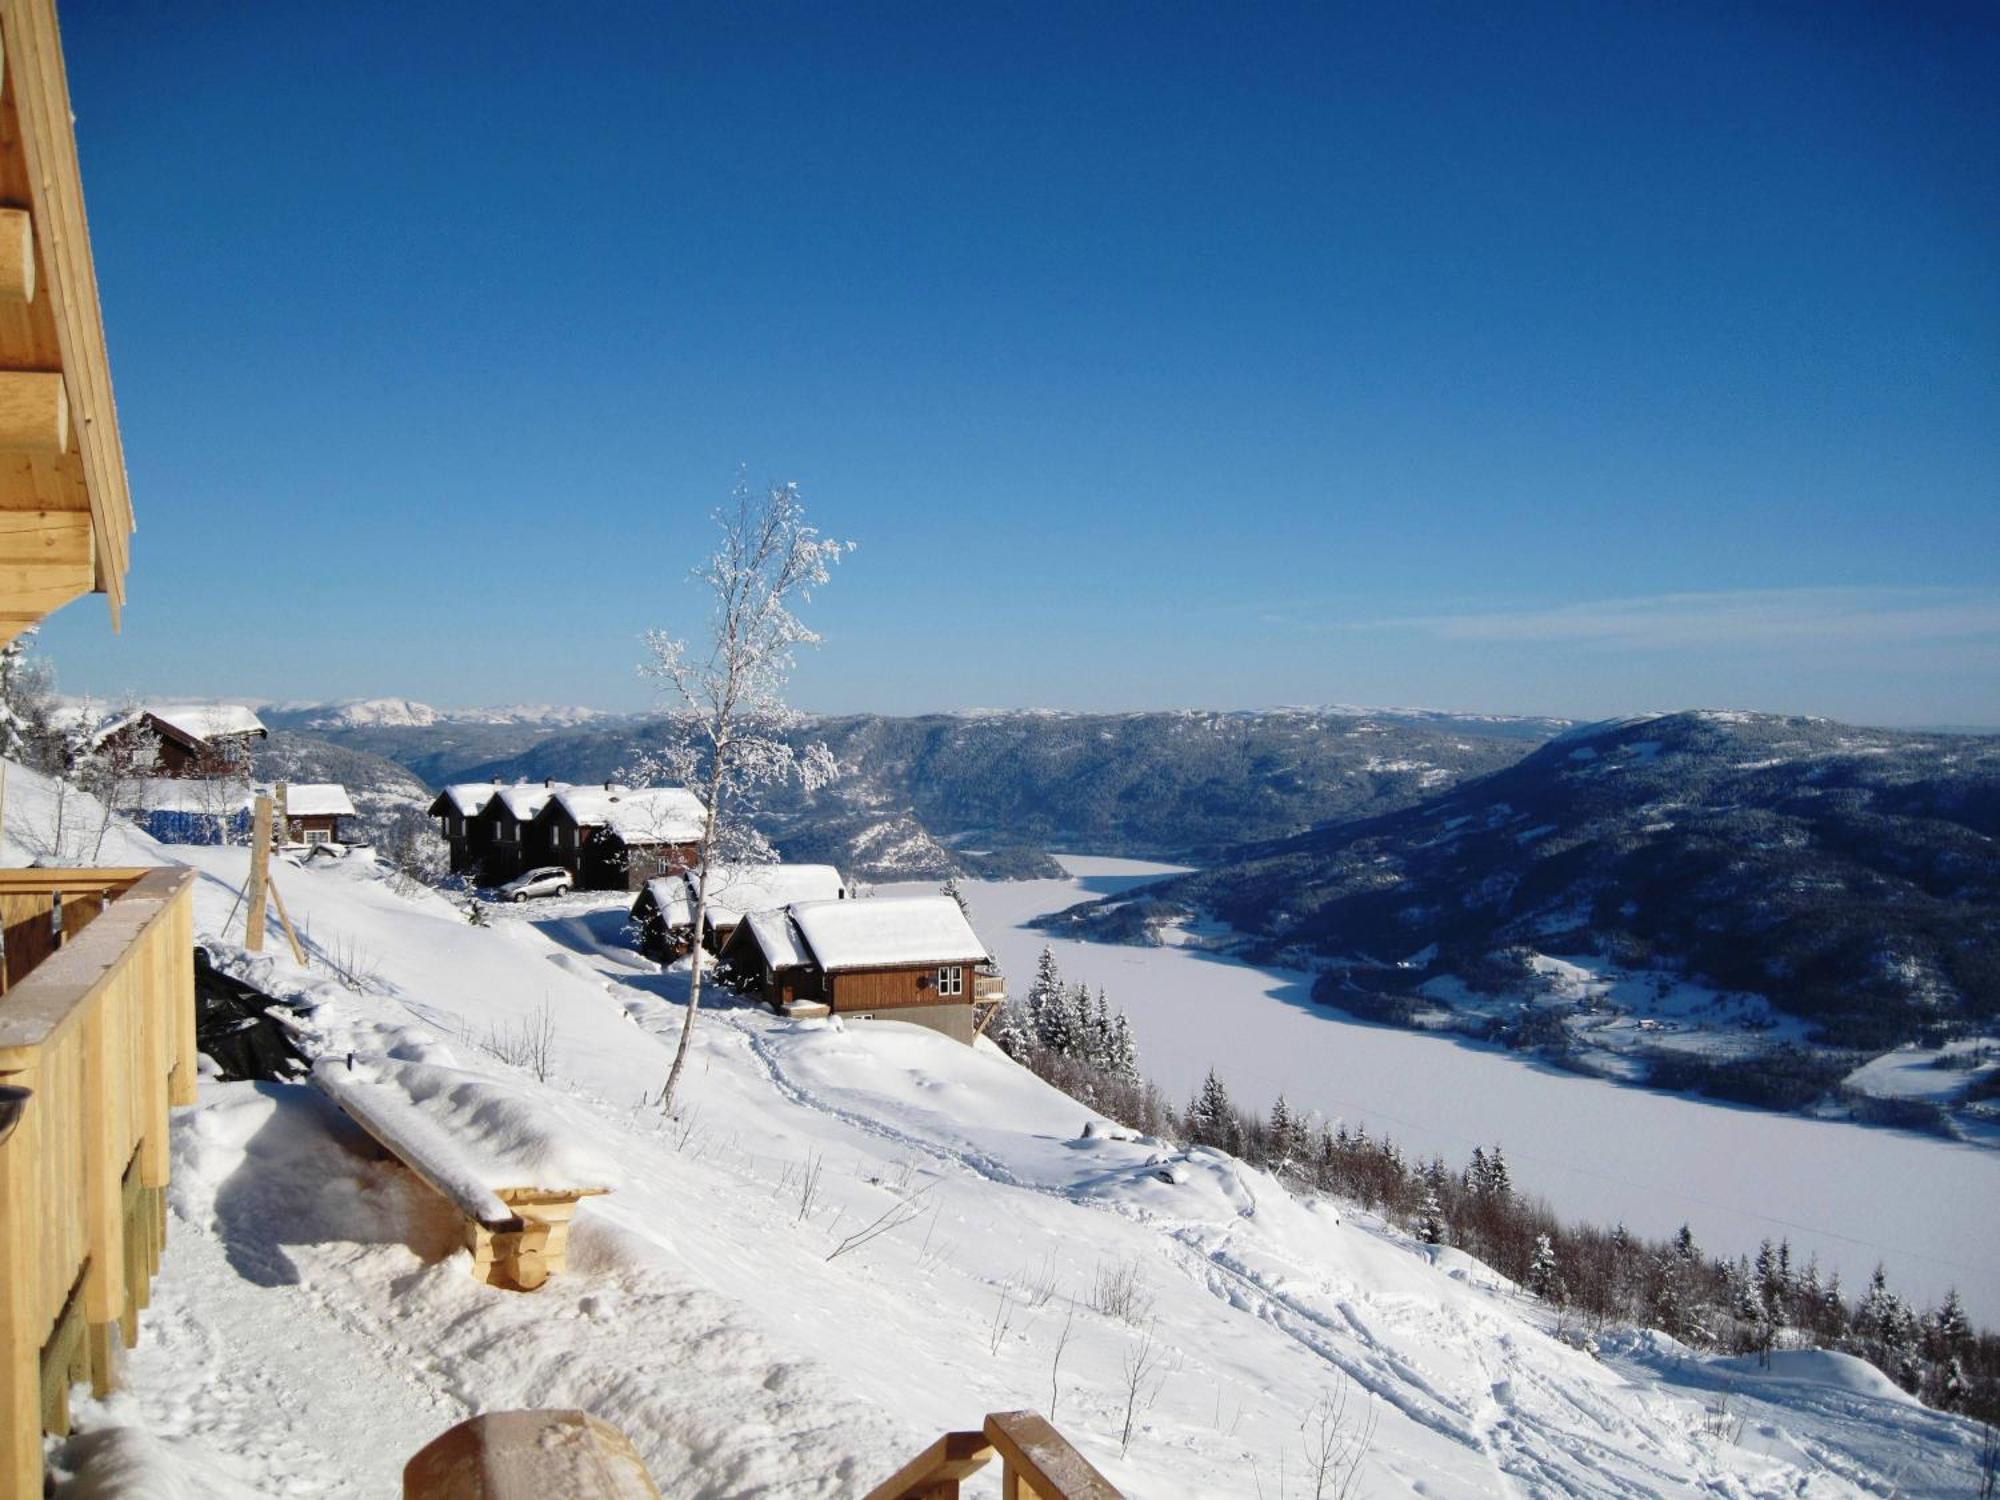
[270,699,613,731]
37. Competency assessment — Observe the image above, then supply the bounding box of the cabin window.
[938,965,964,997]
[499,823,514,842]
[448,815,462,837]
[304,827,330,847]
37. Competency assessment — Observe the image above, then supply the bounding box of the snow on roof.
[493,784,558,819]
[279,783,355,818]
[553,786,704,843]
[789,896,987,972]
[437,784,499,816]
[141,703,267,743]
[743,908,811,971]
[684,864,847,930]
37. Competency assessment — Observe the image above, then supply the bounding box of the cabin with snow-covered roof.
[534,785,704,892]
[716,895,1003,1043]
[279,782,356,845]
[96,703,266,778]
[630,862,847,961]
[427,783,501,872]
[466,781,563,882]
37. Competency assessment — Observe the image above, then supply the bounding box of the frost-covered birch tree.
[636,478,850,1114]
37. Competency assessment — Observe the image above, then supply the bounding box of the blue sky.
[38,1,1999,725]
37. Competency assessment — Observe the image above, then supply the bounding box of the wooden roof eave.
[0,0,135,635]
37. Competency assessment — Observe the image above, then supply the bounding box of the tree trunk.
[659,765,726,1113]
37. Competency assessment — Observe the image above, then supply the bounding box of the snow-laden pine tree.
[1185,1069,1238,1152]
[1527,1233,1565,1304]
[635,478,849,1114]
[1484,1144,1512,1200]
[1026,946,1064,1048]
[990,1001,1034,1059]
[1266,1094,1296,1172]
[941,874,970,918]
[1106,1010,1140,1084]
[1414,1184,1445,1245]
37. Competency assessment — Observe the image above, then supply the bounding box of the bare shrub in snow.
[632,477,850,1114]
[826,1184,932,1263]
[1090,1256,1154,1326]
[473,1000,557,1083]
[1119,1320,1171,1454]
[1298,1375,1376,1500]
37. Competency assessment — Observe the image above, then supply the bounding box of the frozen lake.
[885,856,2000,1319]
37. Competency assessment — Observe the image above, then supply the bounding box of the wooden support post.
[245,794,272,952]
[79,1007,126,1392]
[266,875,307,966]
[274,780,288,844]
[0,1066,43,1499]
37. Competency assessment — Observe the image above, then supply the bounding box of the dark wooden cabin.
[427,783,500,873]
[536,786,704,893]
[716,895,999,1044]
[470,783,560,883]
[97,704,266,778]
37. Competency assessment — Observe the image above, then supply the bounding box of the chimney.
[545,778,553,788]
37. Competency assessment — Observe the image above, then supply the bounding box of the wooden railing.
[868,1410,1124,1500]
[0,865,196,1495]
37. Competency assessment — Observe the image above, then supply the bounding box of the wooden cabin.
[427,783,500,873]
[96,704,267,778]
[470,782,560,883]
[278,782,355,845]
[0,5,201,1490]
[536,785,704,893]
[717,895,999,1044]
[630,862,847,962]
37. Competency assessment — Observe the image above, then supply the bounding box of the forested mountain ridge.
[316,708,1562,876]
[1038,711,2000,1089]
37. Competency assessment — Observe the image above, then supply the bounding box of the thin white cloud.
[1337,587,2000,651]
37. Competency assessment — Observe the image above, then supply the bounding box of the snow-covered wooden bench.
[311,1060,608,1291]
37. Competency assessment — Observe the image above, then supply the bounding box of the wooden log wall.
[0,866,195,1495]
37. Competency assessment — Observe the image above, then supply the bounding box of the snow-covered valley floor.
[882,861,2000,1324]
[8,777,1987,1498]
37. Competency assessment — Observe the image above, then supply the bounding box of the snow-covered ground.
[1,769,1988,1497]
[893,860,2000,1322]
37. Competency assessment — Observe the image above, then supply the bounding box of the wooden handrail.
[0,868,154,894]
[864,1430,995,1500]
[0,867,190,1059]
[984,1411,1124,1500]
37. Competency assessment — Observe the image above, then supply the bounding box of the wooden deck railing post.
[0,1059,44,1498]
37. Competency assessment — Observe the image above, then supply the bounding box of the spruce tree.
[1107,1009,1140,1083]
[1027,947,1064,1049]
[1186,1069,1238,1152]
[1267,1094,1296,1171]
[1415,1184,1445,1246]
[1527,1234,1565,1304]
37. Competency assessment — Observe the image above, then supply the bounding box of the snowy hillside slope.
[1,764,1985,1497]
